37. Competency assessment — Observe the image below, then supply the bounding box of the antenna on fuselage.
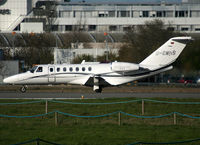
[81,60,85,64]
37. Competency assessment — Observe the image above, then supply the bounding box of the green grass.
[1,98,200,145]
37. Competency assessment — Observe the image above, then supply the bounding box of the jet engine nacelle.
[111,62,139,72]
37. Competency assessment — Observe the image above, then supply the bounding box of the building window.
[88,25,96,31]
[65,25,72,31]
[181,27,189,31]
[109,25,117,31]
[195,28,200,31]
[143,11,149,17]
[117,11,120,17]
[121,11,130,17]
[166,11,172,17]
[123,26,132,32]
[99,14,104,17]
[69,67,73,72]
[167,27,175,31]
[60,11,71,17]
[98,11,108,17]
[108,11,115,17]
[52,25,58,31]
[191,11,200,17]
[76,67,79,72]
[73,11,76,17]
[57,67,60,72]
[151,13,156,17]
[156,11,162,17]
[175,11,188,17]
[84,11,92,17]
[179,11,184,17]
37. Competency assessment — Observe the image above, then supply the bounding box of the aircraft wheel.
[95,88,102,93]
[20,86,27,93]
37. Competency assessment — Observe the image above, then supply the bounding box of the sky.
[71,0,181,3]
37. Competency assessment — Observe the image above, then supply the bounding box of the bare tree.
[33,0,57,32]
[15,33,54,68]
[72,54,94,64]
[119,19,177,63]
[0,61,7,80]
[45,1,57,32]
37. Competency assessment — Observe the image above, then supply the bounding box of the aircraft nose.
[3,77,12,84]
[3,76,18,84]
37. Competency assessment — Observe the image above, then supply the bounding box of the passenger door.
[48,66,56,83]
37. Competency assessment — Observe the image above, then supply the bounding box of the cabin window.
[63,67,67,72]
[88,67,92,71]
[50,68,54,72]
[36,67,43,72]
[76,67,79,72]
[82,67,85,71]
[57,67,60,72]
[69,67,73,72]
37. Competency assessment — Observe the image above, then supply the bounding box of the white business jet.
[3,37,192,93]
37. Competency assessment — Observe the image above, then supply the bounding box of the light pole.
[12,31,16,59]
[104,32,109,62]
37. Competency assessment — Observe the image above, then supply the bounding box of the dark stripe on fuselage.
[20,72,91,81]
[20,64,172,82]
[100,64,172,77]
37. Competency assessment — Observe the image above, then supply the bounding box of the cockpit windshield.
[29,66,38,73]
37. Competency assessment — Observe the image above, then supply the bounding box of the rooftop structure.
[0,0,200,33]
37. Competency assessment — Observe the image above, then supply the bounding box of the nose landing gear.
[20,85,28,93]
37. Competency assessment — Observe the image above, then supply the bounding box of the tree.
[97,52,119,62]
[0,61,8,79]
[118,19,178,63]
[72,54,94,64]
[176,38,200,72]
[15,33,54,68]
[61,32,90,49]
[44,1,57,32]
[33,0,57,32]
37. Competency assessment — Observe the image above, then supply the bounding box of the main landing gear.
[93,77,103,93]
[20,85,28,93]
[95,87,102,93]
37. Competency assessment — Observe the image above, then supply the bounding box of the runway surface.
[0,92,199,99]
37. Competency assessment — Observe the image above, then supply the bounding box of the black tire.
[95,87,102,93]
[20,86,26,93]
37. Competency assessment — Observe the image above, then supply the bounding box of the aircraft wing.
[68,75,91,85]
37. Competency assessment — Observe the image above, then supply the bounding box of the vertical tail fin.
[139,37,192,69]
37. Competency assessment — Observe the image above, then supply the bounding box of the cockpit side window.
[36,67,43,72]
[30,66,38,73]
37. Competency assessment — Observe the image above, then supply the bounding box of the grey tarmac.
[0,92,199,99]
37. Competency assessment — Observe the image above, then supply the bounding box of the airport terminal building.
[0,0,200,33]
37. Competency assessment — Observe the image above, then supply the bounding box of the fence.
[10,137,200,145]
[10,138,62,145]
[2,99,200,145]
[0,110,200,126]
[1,99,200,126]
[1,99,200,114]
